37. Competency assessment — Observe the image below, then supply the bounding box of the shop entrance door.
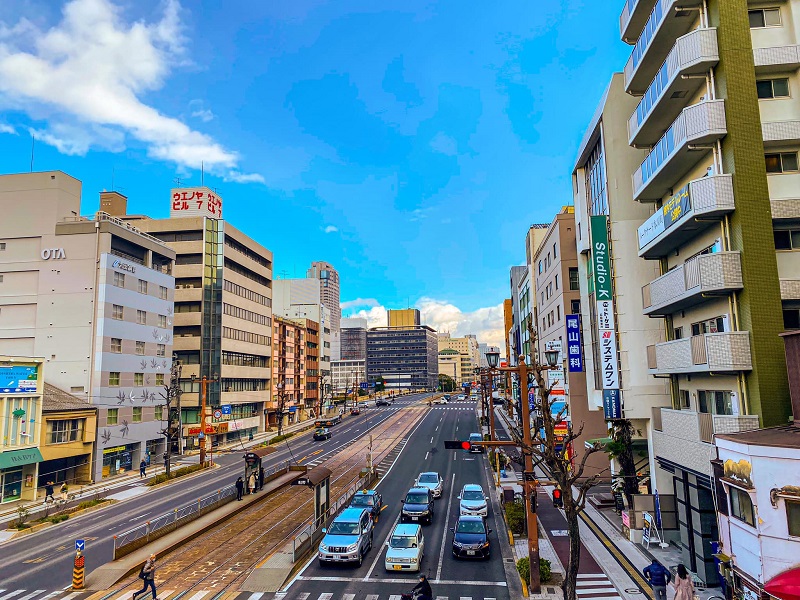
[1,468,23,503]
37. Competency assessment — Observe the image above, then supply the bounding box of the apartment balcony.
[629,28,719,146]
[620,0,659,44]
[633,100,727,202]
[781,280,800,300]
[763,120,800,147]
[769,173,800,220]
[624,0,704,95]
[754,44,800,75]
[638,174,735,258]
[642,252,742,316]
[646,331,752,375]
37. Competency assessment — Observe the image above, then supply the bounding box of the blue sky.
[0,0,630,345]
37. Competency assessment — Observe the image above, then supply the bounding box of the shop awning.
[0,447,44,469]
[766,567,800,600]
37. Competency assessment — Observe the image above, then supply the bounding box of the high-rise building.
[0,172,176,481]
[438,334,480,385]
[388,308,421,328]
[307,262,341,360]
[271,316,306,426]
[331,359,366,394]
[508,266,528,366]
[341,317,368,361]
[366,325,438,391]
[614,0,795,580]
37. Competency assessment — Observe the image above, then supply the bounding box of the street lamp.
[486,350,500,369]
[544,348,560,368]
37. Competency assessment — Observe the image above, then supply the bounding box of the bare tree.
[158,360,182,477]
[608,419,639,508]
[275,380,289,437]
[507,321,607,600]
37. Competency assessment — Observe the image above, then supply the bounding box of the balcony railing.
[753,44,800,73]
[642,251,742,316]
[638,174,735,258]
[658,408,760,444]
[629,28,719,146]
[647,331,752,374]
[633,100,727,202]
[624,0,703,94]
[763,120,800,147]
[621,0,659,43]
[651,406,664,431]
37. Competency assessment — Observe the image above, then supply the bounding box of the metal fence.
[113,460,292,559]
[291,471,376,562]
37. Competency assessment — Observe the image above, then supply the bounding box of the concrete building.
[271,316,306,426]
[331,359,365,394]
[340,317,368,361]
[437,348,462,387]
[533,208,608,478]
[438,333,480,385]
[478,343,501,369]
[508,266,528,366]
[615,0,796,580]
[0,172,176,481]
[128,191,272,451]
[366,326,438,391]
[388,308,421,328]
[0,357,44,503]
[307,262,341,360]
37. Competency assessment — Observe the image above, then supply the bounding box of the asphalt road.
[274,400,513,600]
[2,394,429,596]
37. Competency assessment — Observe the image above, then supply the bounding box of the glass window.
[571,299,580,314]
[157,344,166,357]
[47,419,85,444]
[137,310,147,325]
[749,8,781,28]
[788,501,800,536]
[776,230,792,250]
[111,338,122,353]
[698,390,734,415]
[784,309,800,329]
[569,267,579,291]
[555,274,559,290]
[159,285,168,299]
[158,314,167,328]
[679,389,690,409]
[113,272,125,288]
[136,341,145,355]
[107,408,119,425]
[155,405,163,421]
[757,78,790,99]
[766,153,799,173]
[156,373,165,386]
[109,372,120,386]
[730,487,756,527]
[134,373,144,386]
[132,407,142,423]
[112,304,124,320]
[138,279,148,294]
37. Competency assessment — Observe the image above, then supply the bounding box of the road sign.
[213,409,222,419]
[75,539,85,551]
[221,404,232,415]
[360,382,368,390]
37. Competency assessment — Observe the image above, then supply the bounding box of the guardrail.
[112,460,292,559]
[291,471,376,562]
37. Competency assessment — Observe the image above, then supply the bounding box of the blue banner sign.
[566,315,583,372]
[603,389,622,420]
[0,365,38,394]
[221,404,232,415]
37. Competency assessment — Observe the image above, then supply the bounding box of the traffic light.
[552,488,563,508]
[444,441,473,450]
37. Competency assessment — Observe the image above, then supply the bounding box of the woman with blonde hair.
[672,564,695,600]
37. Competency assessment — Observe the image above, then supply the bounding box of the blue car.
[451,515,492,559]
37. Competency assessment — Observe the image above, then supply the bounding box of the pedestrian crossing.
[273,594,499,600]
[0,590,88,600]
[575,573,622,600]
[430,407,474,411]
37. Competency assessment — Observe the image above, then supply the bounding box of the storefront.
[102,443,139,477]
[226,416,259,443]
[0,448,44,503]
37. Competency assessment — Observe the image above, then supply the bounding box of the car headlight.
[319,544,328,552]
[482,542,490,548]
[453,540,464,548]
[421,509,430,515]
[347,543,358,552]
[386,556,396,563]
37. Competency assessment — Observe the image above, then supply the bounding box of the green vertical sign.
[590,216,612,301]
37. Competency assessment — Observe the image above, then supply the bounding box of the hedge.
[516,557,552,584]
[504,501,525,535]
[147,463,206,486]
[268,432,296,445]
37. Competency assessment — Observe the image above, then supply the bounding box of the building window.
[157,344,166,357]
[571,299,580,314]
[158,314,167,328]
[156,373,165,386]
[0,243,5,250]
[136,341,145,355]
[109,372,120,386]
[132,407,142,423]
[679,389,690,409]
[698,390,734,415]
[766,152,799,173]
[134,372,144,386]
[730,487,756,527]
[774,229,800,250]
[757,78,790,99]
[138,279,148,294]
[107,408,119,425]
[691,316,727,336]
[137,310,147,324]
[111,338,122,353]
[155,405,163,421]
[555,274,559,290]
[538,261,542,274]
[553,242,557,259]
[113,272,125,288]
[787,501,800,537]
[0,275,3,283]
[159,285,168,299]
[674,327,684,340]
[557,305,561,321]
[784,309,800,329]
[569,267,579,290]
[749,7,781,28]
[47,418,85,444]
[112,304,124,320]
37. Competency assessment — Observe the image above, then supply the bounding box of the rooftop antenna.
[30,133,35,172]
[173,176,183,187]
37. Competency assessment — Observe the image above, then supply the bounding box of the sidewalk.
[0,416,316,526]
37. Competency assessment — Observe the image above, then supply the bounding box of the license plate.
[467,550,476,556]
[412,517,418,521]
[393,565,403,570]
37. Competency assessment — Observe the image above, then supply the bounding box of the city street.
[271,399,516,600]
[0,395,428,599]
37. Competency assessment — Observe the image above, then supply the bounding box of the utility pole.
[192,373,218,467]
[160,359,182,477]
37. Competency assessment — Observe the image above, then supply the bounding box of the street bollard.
[72,550,85,589]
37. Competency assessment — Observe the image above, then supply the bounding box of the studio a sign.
[41,248,66,260]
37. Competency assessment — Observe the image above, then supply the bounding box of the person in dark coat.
[140,459,147,478]
[44,481,55,504]
[412,574,433,600]
[137,553,157,600]
[235,476,244,501]
[258,466,265,491]
[643,559,672,600]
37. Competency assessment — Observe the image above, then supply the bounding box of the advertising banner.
[600,329,620,389]
[602,389,622,420]
[0,364,39,394]
[566,314,583,372]
[591,215,620,390]
[637,185,691,250]
[590,216,612,301]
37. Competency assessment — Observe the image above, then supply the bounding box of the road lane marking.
[318,594,333,600]
[15,592,46,600]
[187,591,210,600]
[364,511,400,580]
[436,472,457,581]
[246,594,264,600]
[296,576,507,585]
[342,595,355,600]
[425,451,429,460]
[576,589,619,594]
[0,591,25,600]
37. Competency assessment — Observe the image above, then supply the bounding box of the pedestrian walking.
[44,481,55,504]
[643,559,672,600]
[60,482,69,502]
[248,473,256,495]
[258,466,265,491]
[235,476,244,501]
[163,452,169,471]
[136,553,157,600]
[672,564,695,600]
[140,459,147,478]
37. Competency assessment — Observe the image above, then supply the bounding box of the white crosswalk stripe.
[279,594,497,600]
[573,573,621,600]
[0,593,92,600]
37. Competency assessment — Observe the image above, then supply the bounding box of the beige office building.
[438,333,480,385]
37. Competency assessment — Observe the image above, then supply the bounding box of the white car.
[415,472,444,498]
[457,394,466,400]
[433,397,448,405]
[385,523,424,572]
[458,483,488,517]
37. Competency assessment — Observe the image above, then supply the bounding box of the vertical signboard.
[590,216,621,394]
[566,315,583,372]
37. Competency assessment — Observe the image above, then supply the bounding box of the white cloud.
[0,0,262,183]
[189,99,214,122]
[341,298,380,310]
[323,225,339,234]
[0,123,16,135]
[351,305,389,329]
[429,131,458,156]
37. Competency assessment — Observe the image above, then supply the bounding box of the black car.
[313,427,331,441]
[451,515,492,559]
[401,487,434,524]
[349,489,383,520]
[376,398,390,407]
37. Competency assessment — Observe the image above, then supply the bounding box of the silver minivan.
[318,507,374,566]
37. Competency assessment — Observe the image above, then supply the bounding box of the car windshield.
[462,490,484,501]
[351,495,374,506]
[418,474,438,483]
[390,535,417,548]
[405,493,428,504]
[328,522,359,535]
[456,520,485,534]
[469,435,482,441]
